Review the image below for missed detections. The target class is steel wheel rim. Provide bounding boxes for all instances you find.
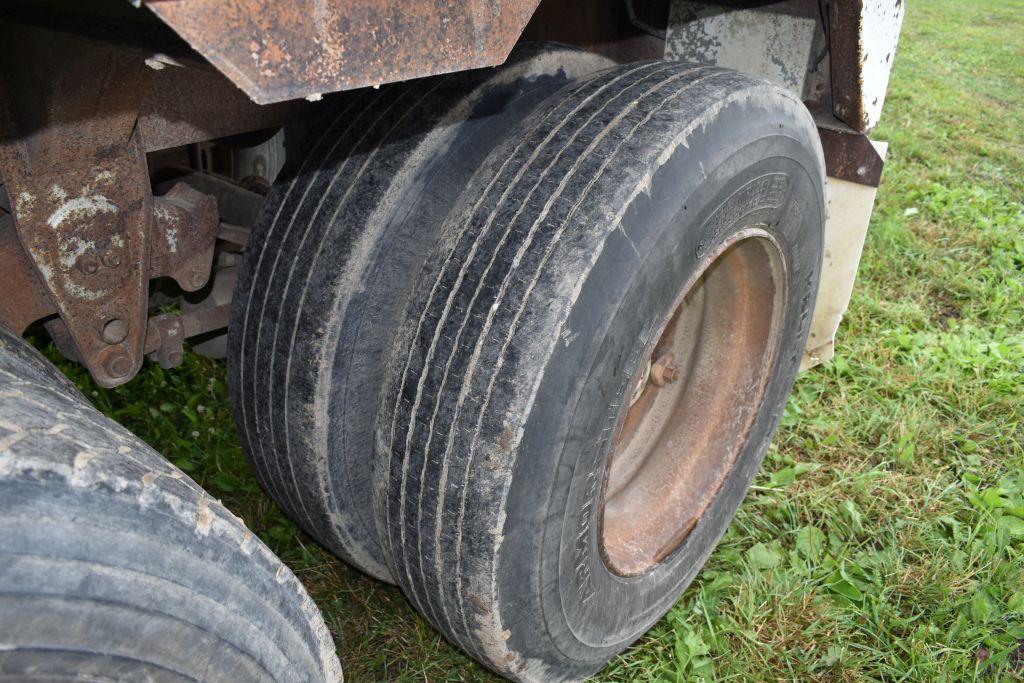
[599,228,788,577]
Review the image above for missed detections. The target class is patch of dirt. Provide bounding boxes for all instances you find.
[931,290,962,327]
[1008,639,1024,676]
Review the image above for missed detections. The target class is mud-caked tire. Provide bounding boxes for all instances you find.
[228,44,613,582]
[375,62,825,680]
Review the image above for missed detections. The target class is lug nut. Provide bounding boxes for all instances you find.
[650,352,680,387]
[101,318,128,344]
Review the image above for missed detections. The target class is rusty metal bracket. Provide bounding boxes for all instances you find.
[145,0,542,104]
[144,303,231,369]
[151,183,220,292]
[0,31,155,387]
[0,28,227,387]
[817,123,884,187]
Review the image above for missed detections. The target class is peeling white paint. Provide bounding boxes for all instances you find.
[48,184,68,202]
[63,281,107,302]
[47,195,117,230]
[16,191,35,212]
[154,204,179,225]
[165,227,179,253]
[57,236,97,269]
[34,262,54,287]
[93,170,116,185]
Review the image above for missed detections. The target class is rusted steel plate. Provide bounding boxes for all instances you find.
[0,216,56,334]
[818,125,884,187]
[0,28,154,387]
[137,64,312,152]
[145,0,541,104]
[151,183,219,292]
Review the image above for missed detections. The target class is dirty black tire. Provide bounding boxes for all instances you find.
[0,325,342,682]
[375,62,824,680]
[229,45,613,582]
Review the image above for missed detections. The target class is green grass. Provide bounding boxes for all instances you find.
[38,0,1024,679]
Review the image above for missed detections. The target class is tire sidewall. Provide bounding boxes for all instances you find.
[500,93,824,671]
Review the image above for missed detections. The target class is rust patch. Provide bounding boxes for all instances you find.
[828,0,869,130]
[151,183,219,292]
[601,232,786,577]
[0,214,55,334]
[137,63,312,152]
[817,124,884,187]
[0,27,154,387]
[145,0,542,104]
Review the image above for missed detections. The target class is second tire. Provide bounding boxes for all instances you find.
[375,61,825,680]
[229,45,613,581]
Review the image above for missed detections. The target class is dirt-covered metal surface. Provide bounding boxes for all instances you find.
[146,0,542,104]
[828,0,905,131]
[0,30,155,387]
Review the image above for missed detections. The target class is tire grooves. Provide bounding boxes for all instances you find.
[411,62,695,643]
[252,86,404,532]
[0,514,316,674]
[234,89,377,520]
[380,62,664,630]
[0,325,341,681]
[235,49,615,582]
[445,69,727,653]
[413,62,696,647]
[0,429,324,675]
[265,79,443,538]
[381,63,731,670]
[239,87,392,532]
[0,646,197,682]
[0,592,268,680]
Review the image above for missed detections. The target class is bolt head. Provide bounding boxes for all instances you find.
[101,318,128,344]
[77,254,99,275]
[102,250,122,268]
[104,351,133,379]
[189,265,207,289]
[650,352,679,387]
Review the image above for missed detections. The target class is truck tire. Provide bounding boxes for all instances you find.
[375,62,824,680]
[229,45,613,582]
[0,325,342,682]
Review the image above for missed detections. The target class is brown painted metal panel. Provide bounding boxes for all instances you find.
[137,64,312,152]
[145,0,541,104]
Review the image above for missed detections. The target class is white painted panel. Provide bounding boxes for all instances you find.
[802,140,888,370]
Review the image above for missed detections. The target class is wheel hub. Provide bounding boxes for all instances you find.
[599,230,787,577]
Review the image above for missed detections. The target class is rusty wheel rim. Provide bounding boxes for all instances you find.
[599,228,787,577]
